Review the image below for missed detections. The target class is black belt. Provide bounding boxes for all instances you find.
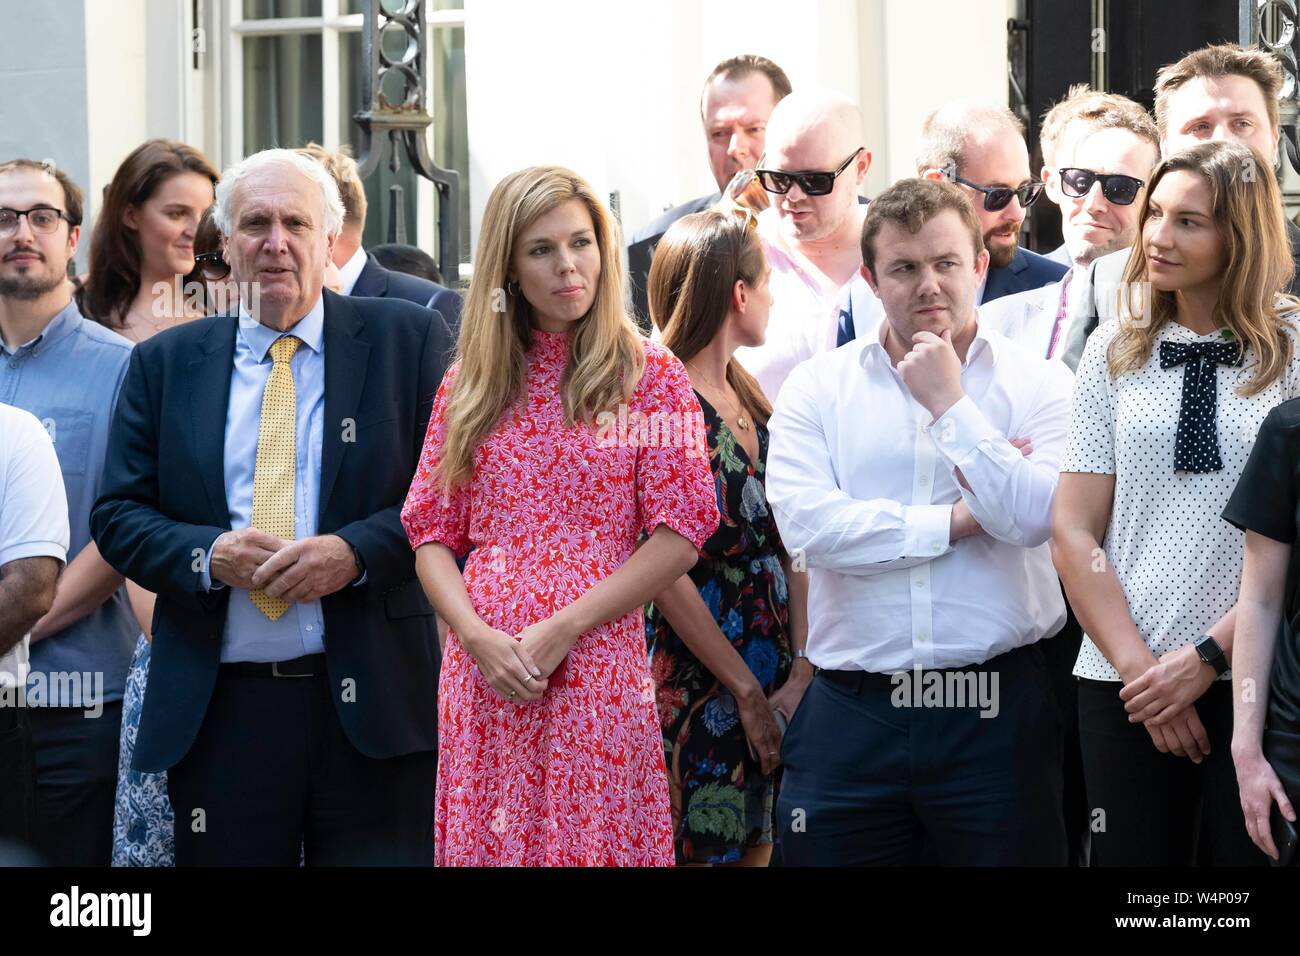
[816,668,896,693]
[220,653,326,678]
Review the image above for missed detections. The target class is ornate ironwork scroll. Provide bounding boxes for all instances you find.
[353,0,460,283]
[1245,0,1300,177]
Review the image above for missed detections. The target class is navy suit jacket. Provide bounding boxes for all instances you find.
[626,192,720,330]
[90,292,452,772]
[352,252,462,337]
[982,246,1068,305]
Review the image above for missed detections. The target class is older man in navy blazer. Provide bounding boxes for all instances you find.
[92,149,451,866]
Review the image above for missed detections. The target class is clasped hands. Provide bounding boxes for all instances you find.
[1120,645,1218,763]
[459,616,576,704]
[210,528,360,604]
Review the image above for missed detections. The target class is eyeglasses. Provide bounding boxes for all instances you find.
[1058,168,1145,206]
[951,174,1044,212]
[194,251,230,281]
[756,148,864,196]
[0,206,72,237]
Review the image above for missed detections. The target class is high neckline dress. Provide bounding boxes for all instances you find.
[402,329,719,866]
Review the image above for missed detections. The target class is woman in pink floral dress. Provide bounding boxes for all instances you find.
[400,166,719,866]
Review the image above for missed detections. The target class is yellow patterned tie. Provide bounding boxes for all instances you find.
[249,335,301,620]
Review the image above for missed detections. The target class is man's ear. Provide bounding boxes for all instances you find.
[66,224,80,262]
[1042,165,1064,205]
[860,261,880,296]
[324,230,337,264]
[921,167,946,182]
[856,150,873,185]
[973,247,991,283]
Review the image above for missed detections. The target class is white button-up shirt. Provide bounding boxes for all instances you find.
[766,319,1074,672]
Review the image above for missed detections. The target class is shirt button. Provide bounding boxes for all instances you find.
[917,633,928,642]
[7,361,16,369]
[306,625,314,632]
[914,580,924,589]
[932,544,943,554]
[919,476,929,486]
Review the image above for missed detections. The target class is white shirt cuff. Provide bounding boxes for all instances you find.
[201,533,227,592]
[929,394,1000,466]
[902,505,952,558]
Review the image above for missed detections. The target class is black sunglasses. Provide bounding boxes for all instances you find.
[194,251,230,281]
[756,148,863,197]
[952,174,1044,212]
[1058,168,1144,206]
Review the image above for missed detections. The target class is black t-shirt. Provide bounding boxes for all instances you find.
[1223,397,1300,734]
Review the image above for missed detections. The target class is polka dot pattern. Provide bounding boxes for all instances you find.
[249,334,301,620]
[1158,339,1243,473]
[1063,317,1300,681]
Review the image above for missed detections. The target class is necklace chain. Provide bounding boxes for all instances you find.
[687,361,751,432]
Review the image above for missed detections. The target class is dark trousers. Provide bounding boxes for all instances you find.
[1078,678,1265,866]
[168,669,436,866]
[0,700,36,848]
[28,701,122,866]
[774,643,1066,866]
[1039,608,1089,865]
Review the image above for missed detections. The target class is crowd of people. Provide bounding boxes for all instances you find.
[0,41,1298,868]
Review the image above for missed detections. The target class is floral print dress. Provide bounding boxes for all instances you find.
[401,330,719,866]
[646,395,793,864]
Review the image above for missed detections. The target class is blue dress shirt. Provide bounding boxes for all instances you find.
[202,298,328,663]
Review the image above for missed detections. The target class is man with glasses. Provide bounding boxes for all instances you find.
[626,55,792,330]
[0,158,136,866]
[1061,43,1300,370]
[917,99,1067,305]
[736,88,879,401]
[982,87,1159,362]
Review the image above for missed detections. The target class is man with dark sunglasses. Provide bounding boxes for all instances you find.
[982,87,1159,364]
[1060,43,1300,371]
[917,99,1066,307]
[734,88,881,401]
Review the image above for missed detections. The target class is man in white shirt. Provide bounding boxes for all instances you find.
[766,178,1074,865]
[0,402,69,849]
[981,87,1159,362]
[736,89,882,402]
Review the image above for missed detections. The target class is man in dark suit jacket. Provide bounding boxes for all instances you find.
[918,99,1067,306]
[626,55,792,329]
[91,150,450,866]
[301,143,462,334]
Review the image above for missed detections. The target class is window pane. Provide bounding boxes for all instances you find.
[243,34,324,152]
[340,31,418,253]
[431,25,469,265]
[243,0,322,17]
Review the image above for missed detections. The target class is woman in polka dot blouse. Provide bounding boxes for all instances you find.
[1052,142,1300,866]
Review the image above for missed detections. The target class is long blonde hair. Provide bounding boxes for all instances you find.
[436,166,645,488]
[650,209,773,424]
[1109,140,1296,394]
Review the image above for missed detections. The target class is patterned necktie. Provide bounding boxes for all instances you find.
[1159,338,1242,473]
[249,335,301,620]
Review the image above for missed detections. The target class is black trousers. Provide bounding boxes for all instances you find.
[28,701,123,866]
[168,669,436,866]
[0,699,36,848]
[1039,609,1089,865]
[774,643,1066,866]
[1078,678,1265,866]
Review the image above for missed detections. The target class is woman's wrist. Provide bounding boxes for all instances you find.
[789,656,815,682]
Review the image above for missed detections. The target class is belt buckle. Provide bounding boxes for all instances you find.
[271,659,311,678]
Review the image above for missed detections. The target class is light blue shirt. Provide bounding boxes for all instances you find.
[202,298,327,662]
[1,300,137,705]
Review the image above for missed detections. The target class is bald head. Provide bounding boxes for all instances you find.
[764,89,865,164]
[915,98,1025,174]
[760,89,871,249]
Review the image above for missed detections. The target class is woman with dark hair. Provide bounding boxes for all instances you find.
[644,208,809,866]
[77,138,217,339]
[94,141,217,867]
[1053,140,1300,865]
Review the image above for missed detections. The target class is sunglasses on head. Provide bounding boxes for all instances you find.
[950,173,1044,212]
[755,147,864,197]
[1058,168,1144,206]
[194,250,230,281]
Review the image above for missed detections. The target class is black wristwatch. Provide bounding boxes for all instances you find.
[1194,634,1229,677]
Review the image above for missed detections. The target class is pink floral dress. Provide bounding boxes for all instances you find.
[401,330,719,866]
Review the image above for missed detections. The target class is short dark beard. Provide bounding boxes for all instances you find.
[0,272,62,302]
[985,234,1019,270]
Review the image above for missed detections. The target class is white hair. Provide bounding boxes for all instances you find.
[212,148,345,237]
